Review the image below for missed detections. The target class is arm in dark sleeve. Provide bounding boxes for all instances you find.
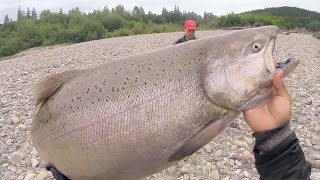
[253,123,311,180]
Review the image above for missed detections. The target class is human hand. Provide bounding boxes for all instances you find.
[243,70,292,132]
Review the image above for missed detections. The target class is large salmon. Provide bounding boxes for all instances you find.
[31,26,299,180]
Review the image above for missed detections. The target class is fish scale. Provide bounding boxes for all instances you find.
[31,26,299,180]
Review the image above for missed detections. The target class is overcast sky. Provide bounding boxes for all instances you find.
[1,0,319,23]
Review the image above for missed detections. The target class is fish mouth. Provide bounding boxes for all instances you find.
[265,36,300,76]
[264,38,276,73]
[275,57,300,77]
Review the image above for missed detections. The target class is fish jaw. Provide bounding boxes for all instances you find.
[241,57,300,111]
[264,37,276,73]
[276,57,300,77]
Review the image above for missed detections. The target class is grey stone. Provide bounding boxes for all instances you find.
[235,169,242,175]
[182,174,189,180]
[314,154,320,160]
[228,159,235,166]
[310,172,320,180]
[31,158,39,169]
[35,171,48,180]
[314,126,320,132]
[215,150,222,157]
[243,170,250,178]
[244,137,254,145]
[314,145,320,150]
[12,116,20,124]
[311,160,320,169]
[4,170,13,177]
[311,138,320,145]
[167,166,177,176]
[180,167,189,174]
[209,169,220,180]
[205,145,212,153]
[9,152,25,165]
[235,160,243,166]
[216,162,224,169]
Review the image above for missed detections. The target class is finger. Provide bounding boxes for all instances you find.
[273,70,291,102]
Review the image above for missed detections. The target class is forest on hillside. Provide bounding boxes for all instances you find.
[0,5,319,58]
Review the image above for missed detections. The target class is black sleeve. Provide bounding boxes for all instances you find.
[174,39,182,44]
[174,37,186,45]
[253,124,311,180]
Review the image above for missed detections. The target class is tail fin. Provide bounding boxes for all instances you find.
[32,69,80,113]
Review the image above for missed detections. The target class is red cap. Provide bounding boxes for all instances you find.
[184,20,197,30]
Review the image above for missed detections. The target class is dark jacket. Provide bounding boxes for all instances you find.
[253,123,311,180]
[174,35,197,44]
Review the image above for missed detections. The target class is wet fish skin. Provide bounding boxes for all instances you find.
[30,26,298,180]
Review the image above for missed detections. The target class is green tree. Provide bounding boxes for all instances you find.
[31,7,38,19]
[17,6,25,20]
[4,14,10,23]
[306,20,320,31]
[26,7,31,19]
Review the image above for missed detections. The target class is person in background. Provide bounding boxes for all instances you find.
[174,20,197,44]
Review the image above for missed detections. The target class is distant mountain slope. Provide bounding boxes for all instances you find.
[243,6,320,20]
[241,6,320,30]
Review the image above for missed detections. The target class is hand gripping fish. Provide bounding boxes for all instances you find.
[31,26,299,180]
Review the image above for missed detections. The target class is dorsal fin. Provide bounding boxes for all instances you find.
[32,69,81,113]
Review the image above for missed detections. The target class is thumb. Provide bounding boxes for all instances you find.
[273,70,291,102]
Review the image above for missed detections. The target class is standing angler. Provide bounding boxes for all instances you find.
[31,26,299,180]
[174,19,197,44]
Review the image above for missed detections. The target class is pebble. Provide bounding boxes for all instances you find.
[12,116,20,124]
[243,137,253,145]
[311,160,320,169]
[215,149,222,157]
[314,154,320,160]
[216,162,224,169]
[235,169,242,175]
[229,159,235,166]
[4,171,13,177]
[314,145,320,150]
[205,145,212,153]
[31,158,39,169]
[0,158,8,165]
[311,172,320,180]
[180,167,189,174]
[304,98,312,105]
[17,168,23,174]
[209,169,220,180]
[235,160,243,166]
[222,176,230,180]
[35,171,48,180]
[243,170,250,177]
[9,152,25,165]
[183,174,189,180]
[234,141,248,148]
[167,166,177,176]
[314,126,320,132]
[229,153,253,162]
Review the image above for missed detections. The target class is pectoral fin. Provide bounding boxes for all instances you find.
[168,111,240,162]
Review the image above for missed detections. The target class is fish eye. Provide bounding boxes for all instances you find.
[252,43,261,52]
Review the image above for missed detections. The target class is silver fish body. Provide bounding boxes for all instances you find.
[31,26,299,180]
